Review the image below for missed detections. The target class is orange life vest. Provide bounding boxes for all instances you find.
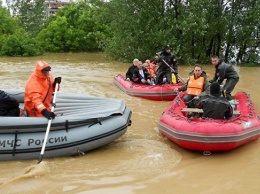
[146,62,156,78]
[186,75,204,96]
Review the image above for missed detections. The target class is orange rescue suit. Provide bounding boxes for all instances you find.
[24,60,56,117]
[186,75,204,96]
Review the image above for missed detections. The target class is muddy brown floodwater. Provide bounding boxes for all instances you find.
[0,53,260,194]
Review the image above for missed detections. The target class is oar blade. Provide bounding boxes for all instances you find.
[38,154,44,164]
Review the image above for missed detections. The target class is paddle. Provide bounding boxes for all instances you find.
[161,59,186,84]
[38,82,59,163]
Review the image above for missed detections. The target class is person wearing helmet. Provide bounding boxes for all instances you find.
[153,45,178,84]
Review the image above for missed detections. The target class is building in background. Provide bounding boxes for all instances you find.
[5,0,71,18]
[45,0,70,18]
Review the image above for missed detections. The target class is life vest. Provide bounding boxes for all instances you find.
[146,63,156,78]
[186,76,204,96]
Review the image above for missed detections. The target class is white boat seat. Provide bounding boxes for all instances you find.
[229,100,239,104]
[181,108,240,115]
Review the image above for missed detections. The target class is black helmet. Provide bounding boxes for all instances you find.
[164,45,171,50]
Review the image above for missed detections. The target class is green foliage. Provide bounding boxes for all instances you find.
[103,0,260,65]
[0,5,43,56]
[36,1,110,52]
[103,0,167,61]
[1,0,259,64]
[12,0,46,36]
[0,29,44,56]
[0,1,45,56]
[37,16,69,52]
[0,6,19,35]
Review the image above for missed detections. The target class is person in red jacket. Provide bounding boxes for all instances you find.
[24,60,61,119]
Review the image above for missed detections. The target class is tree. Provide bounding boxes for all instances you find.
[102,0,259,64]
[0,2,44,56]
[11,0,46,36]
[0,5,19,34]
[37,16,69,52]
[0,28,44,56]
[103,0,170,61]
[37,1,110,52]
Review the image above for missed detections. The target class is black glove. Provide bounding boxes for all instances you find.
[41,109,55,120]
[153,58,158,63]
[54,77,62,84]
[158,56,165,62]
[217,80,223,85]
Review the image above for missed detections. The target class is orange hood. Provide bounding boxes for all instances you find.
[34,60,51,79]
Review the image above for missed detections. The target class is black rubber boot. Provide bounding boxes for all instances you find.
[226,94,234,100]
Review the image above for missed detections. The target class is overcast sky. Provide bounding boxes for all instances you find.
[2,0,7,7]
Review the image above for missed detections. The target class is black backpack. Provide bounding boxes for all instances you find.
[0,90,20,116]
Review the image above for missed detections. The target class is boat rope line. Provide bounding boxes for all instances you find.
[175,91,199,106]
[65,120,68,132]
[114,80,130,94]
[0,110,131,157]
[61,118,103,130]
[0,118,106,131]
[0,120,130,155]
[130,82,136,88]
[7,92,24,96]
[12,130,18,156]
[77,149,85,155]
[160,85,163,101]
[88,119,102,128]
[115,75,180,100]
[159,122,260,143]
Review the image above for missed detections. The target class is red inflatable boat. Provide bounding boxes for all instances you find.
[159,92,260,153]
[113,74,183,101]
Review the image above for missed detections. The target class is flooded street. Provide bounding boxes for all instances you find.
[0,53,260,194]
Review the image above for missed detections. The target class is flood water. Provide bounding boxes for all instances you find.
[0,53,260,194]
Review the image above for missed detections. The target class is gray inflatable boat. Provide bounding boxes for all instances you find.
[0,89,132,160]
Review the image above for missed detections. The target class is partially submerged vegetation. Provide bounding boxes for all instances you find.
[0,0,259,66]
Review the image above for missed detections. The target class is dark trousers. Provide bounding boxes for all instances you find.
[223,78,239,100]
[155,71,172,84]
[0,107,20,116]
[183,95,196,108]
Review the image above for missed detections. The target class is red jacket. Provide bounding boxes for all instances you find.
[24,60,56,117]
